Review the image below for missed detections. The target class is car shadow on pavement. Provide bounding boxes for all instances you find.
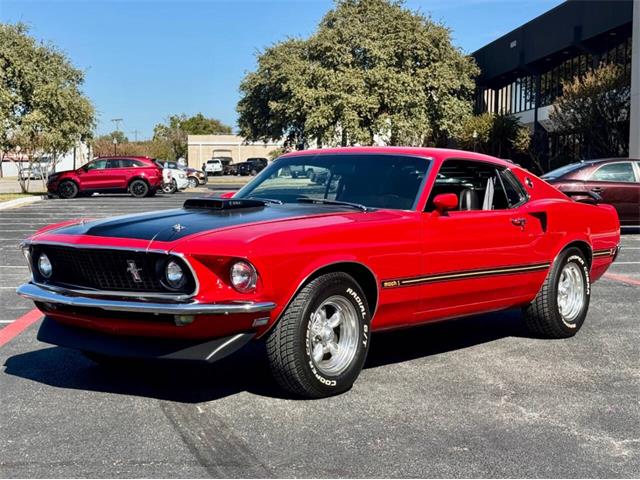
[3,309,533,402]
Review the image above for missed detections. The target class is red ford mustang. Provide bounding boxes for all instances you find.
[18,147,620,398]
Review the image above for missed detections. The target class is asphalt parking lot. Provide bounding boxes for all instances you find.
[1,193,639,477]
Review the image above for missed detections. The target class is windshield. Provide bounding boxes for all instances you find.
[235,153,431,210]
[541,162,585,180]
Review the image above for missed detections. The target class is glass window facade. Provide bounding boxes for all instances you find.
[474,36,632,116]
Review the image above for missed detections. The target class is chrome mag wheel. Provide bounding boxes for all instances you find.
[308,295,359,376]
[557,262,585,323]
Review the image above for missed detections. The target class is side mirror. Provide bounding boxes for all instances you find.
[432,193,458,216]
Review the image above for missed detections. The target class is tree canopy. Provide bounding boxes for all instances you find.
[0,23,95,188]
[457,113,531,160]
[238,0,478,147]
[550,63,630,160]
[153,113,232,160]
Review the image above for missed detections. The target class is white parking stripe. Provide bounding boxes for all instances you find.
[0,320,14,324]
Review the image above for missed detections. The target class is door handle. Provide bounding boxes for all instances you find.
[511,217,527,227]
[591,187,603,193]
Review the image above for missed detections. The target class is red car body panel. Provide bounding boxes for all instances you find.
[23,148,620,349]
[46,156,163,195]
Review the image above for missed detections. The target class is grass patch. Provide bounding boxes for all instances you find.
[0,192,46,202]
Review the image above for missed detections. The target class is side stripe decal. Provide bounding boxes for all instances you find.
[381,262,551,289]
[593,248,616,258]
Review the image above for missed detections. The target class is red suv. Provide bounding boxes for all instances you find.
[47,156,163,199]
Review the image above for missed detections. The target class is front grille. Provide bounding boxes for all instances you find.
[32,245,194,294]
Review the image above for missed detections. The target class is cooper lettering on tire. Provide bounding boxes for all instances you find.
[266,272,371,398]
[523,247,591,338]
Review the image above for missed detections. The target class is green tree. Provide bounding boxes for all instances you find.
[550,63,630,160]
[0,23,95,190]
[457,113,530,160]
[153,113,232,161]
[238,0,478,147]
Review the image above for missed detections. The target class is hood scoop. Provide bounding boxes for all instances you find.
[183,198,266,210]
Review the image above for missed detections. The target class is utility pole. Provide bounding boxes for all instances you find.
[111,118,124,134]
[130,129,140,142]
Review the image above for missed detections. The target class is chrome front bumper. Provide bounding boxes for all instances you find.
[17,283,276,315]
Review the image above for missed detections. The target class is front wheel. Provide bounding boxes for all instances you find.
[161,180,177,194]
[58,180,78,199]
[266,272,371,398]
[188,176,198,189]
[523,247,590,338]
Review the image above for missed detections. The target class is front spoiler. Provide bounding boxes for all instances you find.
[17,283,276,315]
[38,316,255,362]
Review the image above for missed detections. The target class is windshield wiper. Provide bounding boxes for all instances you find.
[296,197,370,212]
[244,196,283,204]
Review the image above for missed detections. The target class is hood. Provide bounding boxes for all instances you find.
[49,204,356,242]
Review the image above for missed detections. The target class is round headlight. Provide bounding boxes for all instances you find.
[230,261,257,293]
[165,260,185,289]
[38,253,52,278]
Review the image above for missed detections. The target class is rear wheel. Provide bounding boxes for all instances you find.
[266,272,371,398]
[523,247,590,338]
[129,179,149,198]
[58,180,78,199]
[188,176,198,189]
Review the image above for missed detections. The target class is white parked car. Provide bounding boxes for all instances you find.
[157,161,189,194]
[203,158,223,176]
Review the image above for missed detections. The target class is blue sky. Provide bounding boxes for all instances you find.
[1,0,563,139]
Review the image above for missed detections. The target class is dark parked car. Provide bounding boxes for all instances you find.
[237,158,268,176]
[542,158,640,226]
[47,156,163,199]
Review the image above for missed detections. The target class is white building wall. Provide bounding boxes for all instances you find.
[0,142,92,177]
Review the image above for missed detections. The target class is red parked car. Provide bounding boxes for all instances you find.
[47,156,163,199]
[542,158,640,226]
[19,147,620,398]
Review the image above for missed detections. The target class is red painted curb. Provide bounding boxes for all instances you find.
[603,272,640,287]
[0,308,42,348]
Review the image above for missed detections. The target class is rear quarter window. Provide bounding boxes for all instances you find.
[590,162,636,183]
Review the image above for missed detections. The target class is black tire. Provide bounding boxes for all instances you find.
[523,247,591,338]
[145,189,157,197]
[188,176,198,189]
[266,272,371,398]
[129,179,149,198]
[161,180,177,194]
[58,180,78,199]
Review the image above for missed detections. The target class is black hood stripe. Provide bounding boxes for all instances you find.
[53,204,354,242]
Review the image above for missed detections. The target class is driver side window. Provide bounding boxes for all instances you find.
[426,159,521,212]
[86,159,107,171]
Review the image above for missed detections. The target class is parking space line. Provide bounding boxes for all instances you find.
[0,320,14,324]
[0,308,41,347]
[612,261,640,264]
[603,272,640,286]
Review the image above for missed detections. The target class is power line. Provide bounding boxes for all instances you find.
[110,118,123,133]
[129,129,141,142]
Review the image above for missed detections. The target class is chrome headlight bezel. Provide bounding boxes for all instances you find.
[37,252,53,279]
[163,259,187,290]
[229,260,258,293]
